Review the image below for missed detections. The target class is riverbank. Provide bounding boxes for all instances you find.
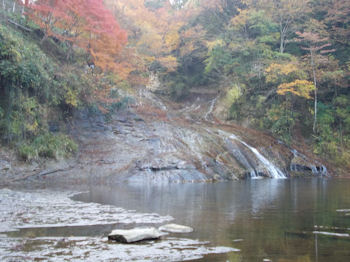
[1,178,349,261]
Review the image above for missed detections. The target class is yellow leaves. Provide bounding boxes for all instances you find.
[165,30,180,51]
[265,62,298,83]
[231,9,249,28]
[266,62,314,99]
[224,85,243,107]
[266,63,298,75]
[138,31,163,50]
[143,55,156,63]
[206,39,224,51]
[277,80,315,99]
[106,0,184,69]
[158,55,178,72]
[26,121,39,133]
[64,88,79,107]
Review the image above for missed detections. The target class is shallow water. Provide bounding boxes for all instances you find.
[74,178,350,261]
[1,178,350,261]
[0,188,235,261]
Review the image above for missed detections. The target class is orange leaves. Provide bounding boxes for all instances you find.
[277,80,315,99]
[28,0,128,75]
[179,25,206,57]
[165,30,181,52]
[105,0,186,73]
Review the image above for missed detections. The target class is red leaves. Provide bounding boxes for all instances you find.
[295,31,335,54]
[28,0,127,74]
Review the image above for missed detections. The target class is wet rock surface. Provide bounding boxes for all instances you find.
[108,227,165,243]
[0,189,238,261]
[0,236,238,261]
[159,224,194,233]
[0,189,173,233]
[0,89,328,186]
[66,89,329,183]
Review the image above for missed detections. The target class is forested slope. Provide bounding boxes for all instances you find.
[0,0,130,161]
[135,0,350,173]
[1,0,349,175]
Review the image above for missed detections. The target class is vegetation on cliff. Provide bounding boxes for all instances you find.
[0,0,349,173]
[133,0,349,171]
[0,0,129,160]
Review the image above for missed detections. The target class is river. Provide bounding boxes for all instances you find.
[1,178,349,261]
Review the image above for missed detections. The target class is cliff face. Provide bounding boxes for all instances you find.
[0,88,328,187]
[44,89,327,185]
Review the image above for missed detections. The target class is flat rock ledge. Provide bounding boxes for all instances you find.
[159,224,194,233]
[108,227,166,243]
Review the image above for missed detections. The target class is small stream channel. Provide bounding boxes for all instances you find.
[1,178,350,261]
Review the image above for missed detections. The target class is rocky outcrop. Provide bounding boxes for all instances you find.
[290,149,328,176]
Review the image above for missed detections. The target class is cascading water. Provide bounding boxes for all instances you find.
[224,138,260,179]
[229,134,286,179]
[290,149,328,176]
[204,96,218,121]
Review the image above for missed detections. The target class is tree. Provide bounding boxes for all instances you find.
[265,61,314,99]
[326,0,350,45]
[105,0,187,72]
[255,0,310,53]
[277,79,315,99]
[295,22,335,133]
[27,0,127,73]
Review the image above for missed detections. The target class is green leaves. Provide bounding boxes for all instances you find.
[18,133,78,161]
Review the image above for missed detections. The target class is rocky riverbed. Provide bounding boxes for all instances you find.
[0,188,238,261]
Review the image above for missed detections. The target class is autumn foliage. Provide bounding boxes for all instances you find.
[27,0,127,73]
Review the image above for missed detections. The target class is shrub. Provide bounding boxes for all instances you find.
[18,133,77,161]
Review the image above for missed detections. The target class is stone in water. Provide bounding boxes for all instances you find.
[159,224,193,233]
[108,227,165,243]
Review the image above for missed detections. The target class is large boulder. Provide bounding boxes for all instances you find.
[108,227,166,243]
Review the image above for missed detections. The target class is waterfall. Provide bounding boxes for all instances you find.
[229,135,286,179]
[224,138,260,179]
[291,149,328,176]
[204,96,218,121]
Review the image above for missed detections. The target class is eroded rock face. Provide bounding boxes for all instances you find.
[290,150,328,176]
[11,90,327,186]
[0,160,11,171]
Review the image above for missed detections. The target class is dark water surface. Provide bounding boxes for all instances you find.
[74,178,350,262]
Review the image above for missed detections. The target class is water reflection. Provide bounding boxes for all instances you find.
[75,178,350,261]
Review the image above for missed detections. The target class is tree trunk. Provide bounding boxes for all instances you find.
[4,85,13,144]
[280,23,285,53]
[280,34,285,53]
[66,42,73,61]
[310,50,318,133]
[2,0,5,10]
[40,33,49,44]
[12,1,16,13]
